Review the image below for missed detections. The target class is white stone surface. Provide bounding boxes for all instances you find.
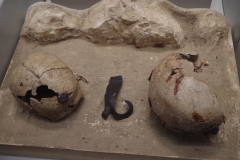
[21,0,184,48]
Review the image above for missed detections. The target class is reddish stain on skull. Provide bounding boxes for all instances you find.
[166,75,172,82]
[174,74,184,95]
[192,112,205,122]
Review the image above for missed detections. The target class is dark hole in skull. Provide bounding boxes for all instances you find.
[17,85,58,105]
[17,90,32,105]
[34,85,57,101]
[179,53,198,63]
[68,105,74,109]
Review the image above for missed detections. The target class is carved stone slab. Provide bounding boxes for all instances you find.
[0,0,239,159]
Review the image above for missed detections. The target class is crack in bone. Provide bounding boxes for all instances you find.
[39,67,68,78]
[17,85,58,105]
[22,63,40,78]
[20,63,70,104]
[166,68,182,82]
[22,62,68,79]
[176,53,209,73]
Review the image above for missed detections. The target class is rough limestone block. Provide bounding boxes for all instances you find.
[21,0,185,48]
[20,0,229,49]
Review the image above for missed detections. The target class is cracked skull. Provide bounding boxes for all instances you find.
[10,52,82,121]
[148,53,225,136]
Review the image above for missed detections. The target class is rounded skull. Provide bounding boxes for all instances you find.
[10,52,82,121]
[148,53,225,136]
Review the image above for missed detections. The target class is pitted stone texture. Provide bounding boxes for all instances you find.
[21,0,186,48]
